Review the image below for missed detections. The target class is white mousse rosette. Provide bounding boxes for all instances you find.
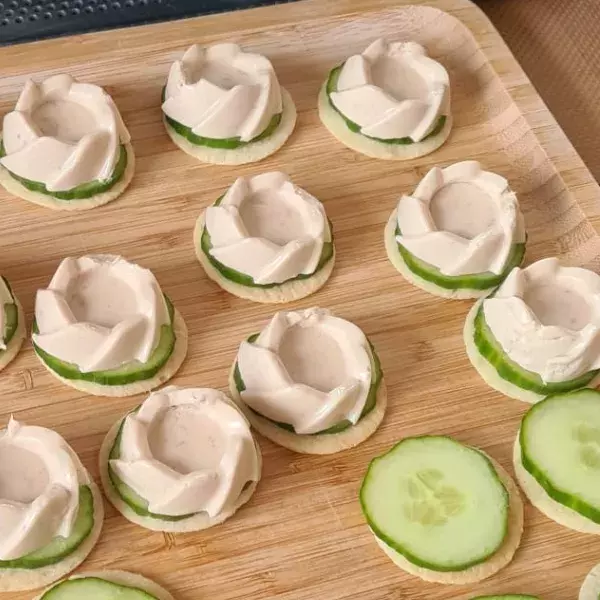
[0,74,134,210]
[162,43,296,165]
[229,308,386,454]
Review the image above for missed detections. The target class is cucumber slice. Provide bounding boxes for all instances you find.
[0,485,94,569]
[325,65,447,144]
[233,335,382,435]
[1,276,18,347]
[40,577,157,600]
[520,390,600,524]
[0,142,127,201]
[360,436,509,572]
[470,596,539,599]
[32,296,176,386]
[473,305,598,394]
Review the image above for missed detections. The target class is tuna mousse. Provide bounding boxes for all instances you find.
[0,419,103,592]
[0,74,134,210]
[100,386,262,532]
[319,39,451,160]
[162,43,296,165]
[32,255,188,397]
[229,307,386,454]
[0,276,25,372]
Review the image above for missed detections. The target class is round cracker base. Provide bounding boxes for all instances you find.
[513,437,600,535]
[0,142,135,211]
[579,562,600,599]
[318,84,452,160]
[194,215,335,304]
[164,88,296,165]
[99,416,262,532]
[0,298,26,372]
[34,570,175,600]
[228,365,387,454]
[384,209,493,300]
[372,457,523,584]
[35,309,188,397]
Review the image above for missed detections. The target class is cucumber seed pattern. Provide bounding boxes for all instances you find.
[573,424,600,470]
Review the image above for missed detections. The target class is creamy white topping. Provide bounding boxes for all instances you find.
[237,308,373,434]
[396,161,525,276]
[204,172,330,285]
[0,418,81,561]
[162,43,283,142]
[483,258,600,382]
[330,39,449,142]
[110,386,260,517]
[33,255,170,373]
[1,74,130,192]
[0,277,14,350]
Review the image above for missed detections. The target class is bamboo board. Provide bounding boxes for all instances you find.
[1,1,600,598]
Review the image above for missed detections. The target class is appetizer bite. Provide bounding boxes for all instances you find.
[319,39,451,159]
[100,386,261,532]
[360,436,523,584]
[229,307,386,454]
[465,258,600,402]
[385,161,526,299]
[0,74,133,210]
[195,172,335,303]
[32,255,188,397]
[162,43,296,165]
[0,276,25,372]
[514,390,600,534]
[0,419,103,592]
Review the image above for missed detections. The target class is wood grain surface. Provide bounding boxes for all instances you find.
[1,1,600,599]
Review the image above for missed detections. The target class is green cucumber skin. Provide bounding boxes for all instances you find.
[0,143,127,201]
[325,65,447,144]
[234,334,382,435]
[474,306,598,394]
[32,296,176,386]
[360,435,509,573]
[0,485,94,569]
[1,276,18,347]
[40,577,157,600]
[520,390,600,524]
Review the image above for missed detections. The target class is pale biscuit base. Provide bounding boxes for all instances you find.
[579,562,600,600]
[194,215,335,303]
[34,570,175,600]
[35,309,188,397]
[99,414,262,532]
[0,298,26,372]
[0,142,135,211]
[513,437,600,535]
[373,457,523,584]
[228,365,387,454]
[164,88,296,165]
[318,84,452,160]
[384,210,492,300]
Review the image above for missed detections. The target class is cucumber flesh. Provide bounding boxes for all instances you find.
[32,296,176,386]
[40,577,158,600]
[520,389,600,524]
[0,485,94,569]
[326,66,447,144]
[0,143,127,201]
[474,305,598,394]
[360,436,509,572]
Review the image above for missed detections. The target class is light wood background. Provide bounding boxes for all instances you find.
[1,1,600,598]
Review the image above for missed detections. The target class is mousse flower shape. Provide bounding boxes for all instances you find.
[330,39,449,141]
[33,255,170,373]
[0,418,79,561]
[162,43,282,142]
[1,74,130,192]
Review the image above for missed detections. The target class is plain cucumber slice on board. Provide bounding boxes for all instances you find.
[0,485,94,569]
[0,142,127,201]
[325,65,447,144]
[520,390,600,524]
[360,436,509,572]
[233,335,382,435]
[40,577,158,600]
[473,305,599,394]
[32,296,176,386]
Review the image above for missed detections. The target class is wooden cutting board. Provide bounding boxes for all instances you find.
[1,1,600,599]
